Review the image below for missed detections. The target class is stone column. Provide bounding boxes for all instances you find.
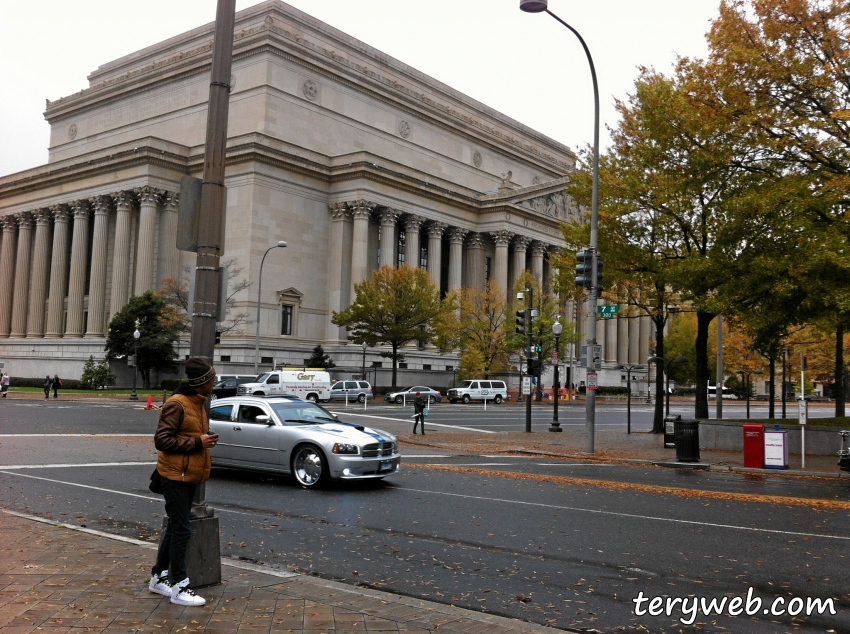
[134,186,160,295]
[404,215,424,268]
[0,217,18,337]
[448,227,467,291]
[10,213,34,338]
[490,230,514,297]
[377,208,400,268]
[110,191,134,316]
[512,236,530,288]
[639,314,651,366]
[26,210,53,338]
[349,200,375,301]
[617,307,629,365]
[86,196,111,337]
[327,203,348,340]
[531,241,546,286]
[159,191,180,286]
[65,201,91,337]
[426,222,447,288]
[45,206,70,338]
[466,233,486,290]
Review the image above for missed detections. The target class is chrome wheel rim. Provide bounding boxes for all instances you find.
[293,447,323,486]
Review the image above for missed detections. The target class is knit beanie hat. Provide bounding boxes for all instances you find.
[186,358,216,387]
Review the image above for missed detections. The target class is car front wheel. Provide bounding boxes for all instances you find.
[357,393,366,403]
[493,394,503,404]
[306,394,318,403]
[429,395,437,403]
[461,394,471,404]
[291,445,327,487]
[394,395,403,404]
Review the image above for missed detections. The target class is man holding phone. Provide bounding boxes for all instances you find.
[148,358,219,606]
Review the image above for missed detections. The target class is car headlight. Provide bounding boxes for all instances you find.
[332,443,360,455]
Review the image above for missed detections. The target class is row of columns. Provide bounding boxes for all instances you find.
[0,187,179,339]
[327,200,557,340]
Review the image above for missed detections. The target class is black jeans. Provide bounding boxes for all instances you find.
[153,478,196,584]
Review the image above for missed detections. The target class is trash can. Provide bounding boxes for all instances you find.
[663,415,678,448]
[674,418,700,462]
[743,423,765,468]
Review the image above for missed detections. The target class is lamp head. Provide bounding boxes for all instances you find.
[516,291,525,301]
[133,329,140,339]
[519,0,548,12]
[552,320,562,335]
[362,341,367,350]
[647,356,662,364]
[753,369,763,375]
[734,369,744,375]
[277,240,287,248]
[673,357,688,364]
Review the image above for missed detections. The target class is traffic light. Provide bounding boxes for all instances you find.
[531,358,541,374]
[575,249,592,289]
[515,310,527,335]
[215,330,221,345]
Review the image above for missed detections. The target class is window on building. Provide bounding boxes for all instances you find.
[446,365,454,372]
[423,364,431,370]
[281,305,293,336]
[371,361,382,368]
[420,245,428,269]
[221,355,231,362]
[261,356,274,364]
[485,257,491,281]
[399,363,408,369]
[397,229,406,267]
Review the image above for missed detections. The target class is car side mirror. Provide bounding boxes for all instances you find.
[255,414,272,425]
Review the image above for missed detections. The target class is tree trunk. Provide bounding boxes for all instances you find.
[391,343,398,389]
[652,316,665,434]
[768,357,775,419]
[694,311,715,419]
[836,323,845,417]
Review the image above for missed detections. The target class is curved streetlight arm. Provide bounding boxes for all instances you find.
[254,242,287,375]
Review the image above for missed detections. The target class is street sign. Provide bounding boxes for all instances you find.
[587,372,597,391]
[591,344,602,370]
[552,351,558,360]
[535,345,541,353]
[522,376,532,395]
[798,399,807,425]
[597,305,619,319]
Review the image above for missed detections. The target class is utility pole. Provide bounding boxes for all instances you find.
[526,286,533,432]
[716,314,723,420]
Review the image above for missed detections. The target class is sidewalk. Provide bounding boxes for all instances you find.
[0,510,568,634]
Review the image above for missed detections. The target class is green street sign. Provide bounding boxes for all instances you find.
[535,345,542,353]
[597,305,619,319]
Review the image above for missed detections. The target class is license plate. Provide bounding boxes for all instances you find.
[380,460,394,471]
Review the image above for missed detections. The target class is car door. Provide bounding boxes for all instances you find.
[265,373,281,395]
[229,403,280,469]
[330,381,346,400]
[479,381,492,401]
[208,403,236,464]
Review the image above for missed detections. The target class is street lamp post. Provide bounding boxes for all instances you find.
[254,241,287,375]
[361,341,367,380]
[130,326,140,401]
[520,0,600,453]
[621,364,645,434]
[647,356,688,416]
[550,318,563,432]
[734,369,763,419]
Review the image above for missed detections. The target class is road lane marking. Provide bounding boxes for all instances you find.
[329,411,495,433]
[399,487,850,541]
[0,461,155,469]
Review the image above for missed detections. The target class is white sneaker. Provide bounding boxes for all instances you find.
[148,571,172,597]
[170,578,206,606]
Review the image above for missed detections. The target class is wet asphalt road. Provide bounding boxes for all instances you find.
[1,401,849,633]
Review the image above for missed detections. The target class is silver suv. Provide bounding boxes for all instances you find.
[329,380,373,402]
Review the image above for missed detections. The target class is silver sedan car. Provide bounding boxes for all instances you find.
[208,396,400,487]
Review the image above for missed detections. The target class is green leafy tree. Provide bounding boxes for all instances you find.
[332,265,449,388]
[305,345,336,370]
[79,355,116,390]
[105,292,180,388]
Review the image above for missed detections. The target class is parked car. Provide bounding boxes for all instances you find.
[329,380,373,402]
[211,376,258,401]
[208,396,399,487]
[384,386,443,404]
[237,370,332,403]
[447,379,508,404]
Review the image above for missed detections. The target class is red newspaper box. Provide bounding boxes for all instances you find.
[743,423,765,468]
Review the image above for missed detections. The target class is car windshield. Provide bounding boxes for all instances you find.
[269,402,338,424]
[255,373,270,383]
[458,381,472,388]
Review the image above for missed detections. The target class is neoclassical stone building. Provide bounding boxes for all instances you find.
[0,0,653,386]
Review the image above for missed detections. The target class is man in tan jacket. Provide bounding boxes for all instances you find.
[148,358,218,607]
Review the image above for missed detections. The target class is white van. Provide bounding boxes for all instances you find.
[447,380,508,404]
[708,385,737,399]
[236,369,331,403]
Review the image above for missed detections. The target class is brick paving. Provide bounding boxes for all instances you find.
[0,510,569,634]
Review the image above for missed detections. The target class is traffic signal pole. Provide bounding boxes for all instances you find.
[526,287,533,432]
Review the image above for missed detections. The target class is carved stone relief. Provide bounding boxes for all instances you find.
[302,79,317,101]
[472,150,482,168]
[398,119,411,139]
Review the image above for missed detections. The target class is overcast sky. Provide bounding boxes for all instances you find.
[0,0,721,176]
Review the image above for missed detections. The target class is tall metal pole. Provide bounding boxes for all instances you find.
[190,0,235,363]
[519,1,599,452]
[525,287,533,432]
[550,329,561,432]
[716,314,723,419]
[254,242,287,375]
[626,371,631,434]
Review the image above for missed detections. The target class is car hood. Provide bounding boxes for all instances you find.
[310,421,396,444]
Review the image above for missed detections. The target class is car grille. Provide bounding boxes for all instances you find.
[361,442,396,457]
[236,386,248,395]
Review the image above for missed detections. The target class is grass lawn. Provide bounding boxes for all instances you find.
[9,387,168,396]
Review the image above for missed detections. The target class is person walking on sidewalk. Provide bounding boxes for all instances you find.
[51,374,62,398]
[1,372,9,398]
[148,358,218,607]
[412,391,427,435]
[43,375,51,399]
